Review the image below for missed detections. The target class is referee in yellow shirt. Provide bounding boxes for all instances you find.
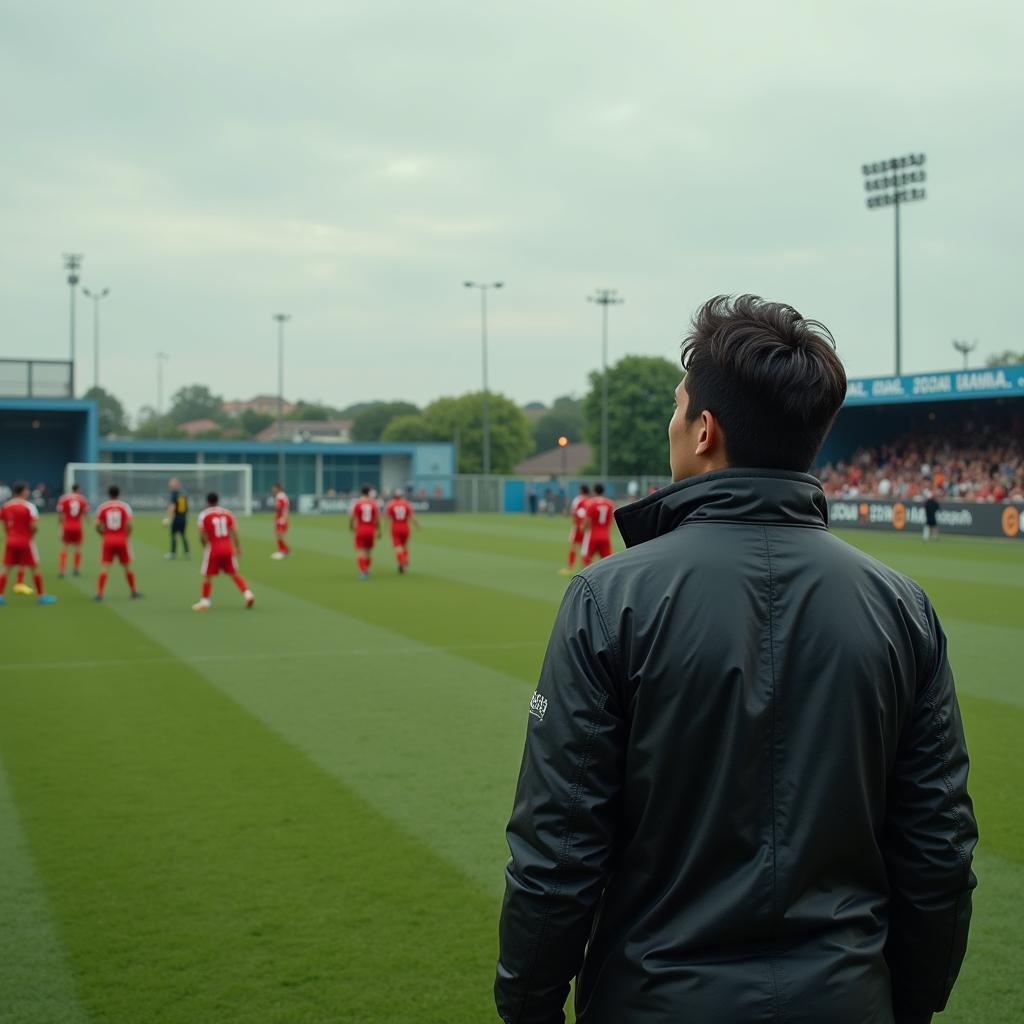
[163,477,190,559]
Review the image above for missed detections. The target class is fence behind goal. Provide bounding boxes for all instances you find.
[66,463,253,515]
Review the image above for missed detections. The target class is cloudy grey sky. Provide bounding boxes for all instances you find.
[2,1,1021,418]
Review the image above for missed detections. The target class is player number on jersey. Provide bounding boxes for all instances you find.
[597,505,609,525]
[394,506,407,521]
[106,509,123,530]
[69,499,80,516]
[361,504,374,523]
[212,515,230,537]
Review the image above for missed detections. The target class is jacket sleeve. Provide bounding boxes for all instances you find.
[883,592,978,1020]
[495,575,625,1024]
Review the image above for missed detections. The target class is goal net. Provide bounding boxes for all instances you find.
[65,463,253,516]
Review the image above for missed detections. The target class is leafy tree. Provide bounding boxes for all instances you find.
[168,384,224,425]
[133,412,184,439]
[285,401,337,421]
[532,395,583,451]
[352,401,420,442]
[239,410,275,436]
[582,355,681,476]
[83,386,128,437]
[337,400,383,420]
[986,351,1024,367]
[381,392,533,473]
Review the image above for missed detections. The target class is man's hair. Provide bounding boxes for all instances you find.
[108,485,120,498]
[681,294,847,472]
[71,483,80,492]
[207,492,219,505]
[594,483,605,495]
[13,481,28,496]
[361,485,371,496]
[272,482,281,490]
[579,484,590,495]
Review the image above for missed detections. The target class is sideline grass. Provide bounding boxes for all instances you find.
[0,513,1020,1023]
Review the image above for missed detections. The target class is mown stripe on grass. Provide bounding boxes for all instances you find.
[944,618,1024,709]
[0,606,501,1024]
[0,755,93,1024]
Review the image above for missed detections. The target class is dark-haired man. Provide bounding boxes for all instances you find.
[192,492,254,611]
[0,482,56,605]
[163,478,190,559]
[580,483,614,566]
[559,484,590,576]
[497,295,976,1024]
[95,485,142,600]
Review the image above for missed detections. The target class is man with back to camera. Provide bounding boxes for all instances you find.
[163,477,190,559]
[924,490,941,542]
[496,295,976,1024]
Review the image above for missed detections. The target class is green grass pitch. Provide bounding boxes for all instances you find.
[1,513,1021,1023]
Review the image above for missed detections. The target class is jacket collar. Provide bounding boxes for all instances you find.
[614,468,829,548]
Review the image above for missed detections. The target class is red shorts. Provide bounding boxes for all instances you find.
[391,525,410,547]
[62,527,83,544]
[570,525,586,545]
[201,546,238,576]
[275,519,288,534]
[354,527,377,551]
[3,542,39,568]
[583,534,612,560]
[101,540,132,565]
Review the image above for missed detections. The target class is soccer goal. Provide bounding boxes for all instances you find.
[65,463,254,515]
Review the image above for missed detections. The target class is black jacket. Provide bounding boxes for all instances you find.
[496,469,977,1024]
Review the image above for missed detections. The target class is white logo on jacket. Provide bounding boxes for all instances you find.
[529,691,548,722]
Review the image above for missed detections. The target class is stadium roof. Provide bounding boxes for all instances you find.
[844,365,1024,407]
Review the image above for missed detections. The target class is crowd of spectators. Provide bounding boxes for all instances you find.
[816,414,1024,503]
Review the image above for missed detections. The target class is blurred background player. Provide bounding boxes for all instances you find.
[350,484,381,580]
[56,482,89,578]
[581,482,615,566]
[384,488,420,574]
[163,477,190,560]
[0,482,56,605]
[560,483,591,576]
[94,485,142,601]
[192,492,254,612]
[924,490,941,542]
[271,483,290,559]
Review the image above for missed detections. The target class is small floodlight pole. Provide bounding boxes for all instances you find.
[63,254,83,395]
[274,313,290,485]
[952,339,978,370]
[862,154,927,376]
[558,435,569,476]
[463,281,504,476]
[156,352,169,440]
[588,288,624,480]
[83,286,110,391]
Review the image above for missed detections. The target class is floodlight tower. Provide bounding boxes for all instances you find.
[83,286,110,390]
[273,313,291,485]
[63,253,83,394]
[952,339,978,370]
[587,288,624,480]
[861,153,927,376]
[463,281,504,476]
[156,352,169,440]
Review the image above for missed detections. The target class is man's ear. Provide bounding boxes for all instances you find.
[694,410,719,457]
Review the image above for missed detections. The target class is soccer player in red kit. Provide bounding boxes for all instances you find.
[270,483,290,559]
[56,482,89,577]
[94,485,142,600]
[192,493,254,611]
[559,483,591,575]
[0,482,56,605]
[581,482,615,566]
[384,488,420,574]
[350,485,382,580]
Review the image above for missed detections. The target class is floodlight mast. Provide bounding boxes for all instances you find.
[463,281,504,476]
[861,153,927,376]
[588,288,624,480]
[63,253,83,395]
[952,339,978,370]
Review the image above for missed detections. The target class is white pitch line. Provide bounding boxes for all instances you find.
[4,639,546,673]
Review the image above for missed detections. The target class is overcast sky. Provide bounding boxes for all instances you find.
[2,1,1021,418]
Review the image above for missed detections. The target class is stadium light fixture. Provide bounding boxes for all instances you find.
[63,253,83,395]
[82,286,110,392]
[155,352,169,440]
[952,338,978,370]
[273,313,291,486]
[463,281,504,476]
[558,435,569,476]
[587,288,625,480]
[861,153,926,376]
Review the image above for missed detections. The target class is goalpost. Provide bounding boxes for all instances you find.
[65,463,254,516]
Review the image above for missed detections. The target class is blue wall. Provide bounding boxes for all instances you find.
[0,398,97,494]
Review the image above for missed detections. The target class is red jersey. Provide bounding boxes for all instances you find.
[586,496,615,537]
[197,506,237,552]
[57,492,89,526]
[275,492,289,521]
[385,498,414,526]
[95,499,133,541]
[351,497,380,528]
[571,494,589,527]
[1,499,38,545]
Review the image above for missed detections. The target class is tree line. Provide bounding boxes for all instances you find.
[86,353,684,475]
